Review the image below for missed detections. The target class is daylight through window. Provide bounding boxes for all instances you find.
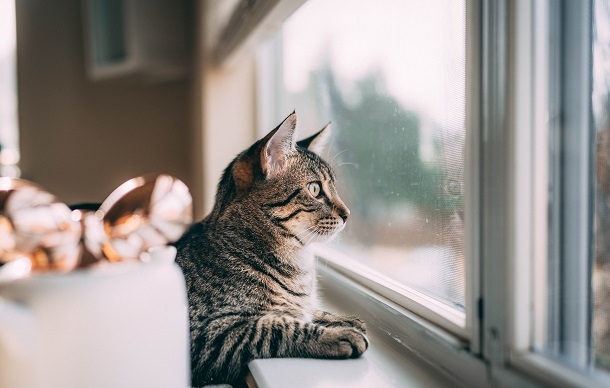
[258,0,467,313]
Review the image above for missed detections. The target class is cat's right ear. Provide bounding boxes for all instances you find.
[260,112,298,179]
[297,123,331,155]
[232,113,297,190]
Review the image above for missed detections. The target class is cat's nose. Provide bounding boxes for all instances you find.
[339,209,350,223]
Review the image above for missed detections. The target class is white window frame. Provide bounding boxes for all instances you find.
[509,1,610,386]
[197,0,610,386]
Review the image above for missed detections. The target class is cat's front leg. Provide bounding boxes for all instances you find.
[248,314,369,360]
[313,310,367,334]
[192,314,369,386]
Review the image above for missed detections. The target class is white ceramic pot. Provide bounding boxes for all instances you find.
[0,246,190,388]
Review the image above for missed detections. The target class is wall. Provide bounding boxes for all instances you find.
[15,0,196,207]
[201,56,257,213]
[199,0,258,214]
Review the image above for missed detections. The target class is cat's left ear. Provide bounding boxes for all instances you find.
[297,123,331,155]
[261,112,298,178]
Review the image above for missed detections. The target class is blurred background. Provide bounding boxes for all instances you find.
[1,0,198,209]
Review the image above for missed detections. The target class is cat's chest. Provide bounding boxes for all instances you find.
[298,250,317,294]
[294,249,318,320]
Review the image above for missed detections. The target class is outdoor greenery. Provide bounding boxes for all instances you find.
[310,68,462,221]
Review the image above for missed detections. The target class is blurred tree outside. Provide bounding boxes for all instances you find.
[280,64,467,308]
[302,66,464,249]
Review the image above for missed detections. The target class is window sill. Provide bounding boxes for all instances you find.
[248,257,486,387]
[249,344,456,388]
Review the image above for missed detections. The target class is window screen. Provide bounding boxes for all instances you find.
[258,0,467,311]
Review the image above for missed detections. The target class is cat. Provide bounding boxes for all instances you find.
[174,112,369,387]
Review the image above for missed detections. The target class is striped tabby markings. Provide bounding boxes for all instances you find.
[263,188,311,245]
[237,254,308,297]
[273,207,317,223]
[263,188,302,208]
[262,212,303,244]
[198,319,251,374]
[219,242,300,295]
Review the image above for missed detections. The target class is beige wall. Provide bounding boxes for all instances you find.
[201,57,257,213]
[15,0,196,207]
[198,1,258,215]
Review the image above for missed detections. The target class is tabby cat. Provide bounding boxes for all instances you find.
[175,113,368,387]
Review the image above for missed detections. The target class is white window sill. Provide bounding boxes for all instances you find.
[249,335,459,388]
[247,258,477,388]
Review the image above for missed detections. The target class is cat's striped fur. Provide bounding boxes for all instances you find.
[175,113,368,387]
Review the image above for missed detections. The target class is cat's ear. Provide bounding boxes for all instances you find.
[297,123,331,155]
[260,112,298,178]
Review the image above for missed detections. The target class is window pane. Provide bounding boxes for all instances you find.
[258,0,466,311]
[594,0,610,370]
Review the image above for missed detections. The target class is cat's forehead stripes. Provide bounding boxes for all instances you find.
[298,150,335,183]
[318,163,336,185]
[321,164,335,183]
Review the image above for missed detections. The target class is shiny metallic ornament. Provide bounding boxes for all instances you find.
[0,177,82,272]
[0,174,192,279]
[99,174,193,262]
[71,208,106,267]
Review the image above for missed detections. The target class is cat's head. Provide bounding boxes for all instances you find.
[213,112,350,246]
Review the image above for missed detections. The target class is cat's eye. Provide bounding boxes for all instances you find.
[307,182,322,198]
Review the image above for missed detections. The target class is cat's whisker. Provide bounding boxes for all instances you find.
[337,162,356,168]
[296,227,318,245]
[305,231,319,244]
[330,148,349,169]
[262,226,317,255]
[305,230,318,242]
[294,225,317,238]
[299,225,321,245]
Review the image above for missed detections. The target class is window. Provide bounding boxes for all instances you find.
[257,0,469,335]
[0,0,19,177]
[204,0,610,385]
[505,0,610,384]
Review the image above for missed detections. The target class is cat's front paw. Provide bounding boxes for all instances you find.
[337,315,367,334]
[314,312,367,334]
[320,327,369,359]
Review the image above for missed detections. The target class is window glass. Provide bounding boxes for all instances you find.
[258,0,466,311]
[594,0,610,370]
[0,0,20,176]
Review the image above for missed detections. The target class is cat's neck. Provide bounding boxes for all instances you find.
[208,205,307,268]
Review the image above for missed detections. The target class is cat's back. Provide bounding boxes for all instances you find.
[174,218,273,312]
[174,220,212,262]
[175,216,255,274]
[174,220,235,300]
